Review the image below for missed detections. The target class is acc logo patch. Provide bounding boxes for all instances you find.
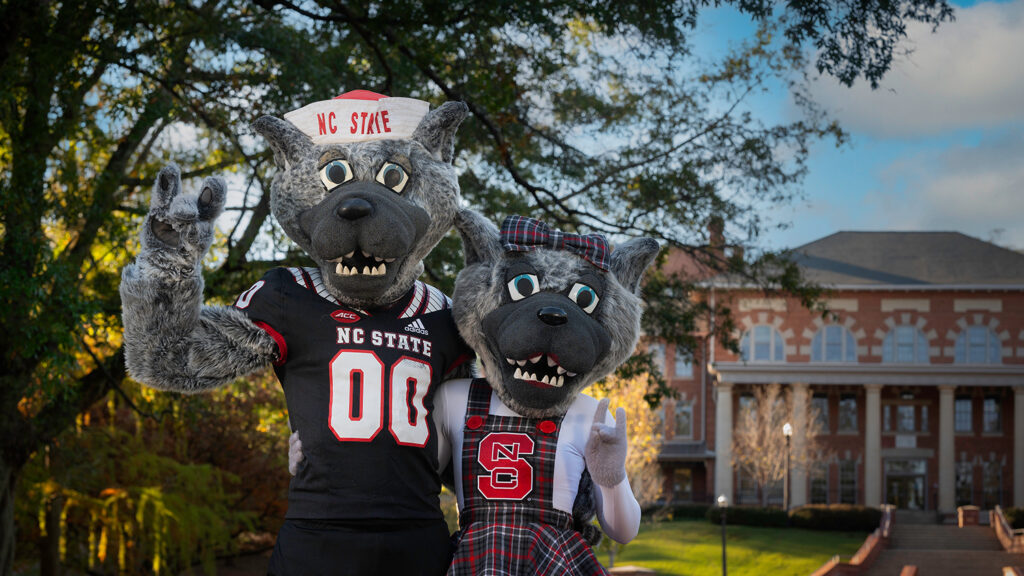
[331,309,361,324]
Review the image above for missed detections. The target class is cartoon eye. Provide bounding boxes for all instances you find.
[376,162,409,193]
[318,159,354,191]
[568,283,599,314]
[507,273,540,301]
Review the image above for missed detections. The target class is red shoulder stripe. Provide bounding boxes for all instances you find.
[254,321,288,366]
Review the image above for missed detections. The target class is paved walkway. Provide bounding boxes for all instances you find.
[863,513,1024,575]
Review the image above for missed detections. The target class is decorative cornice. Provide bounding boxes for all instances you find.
[709,361,1024,387]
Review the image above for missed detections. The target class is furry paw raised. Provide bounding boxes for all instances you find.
[139,164,226,276]
[585,397,629,487]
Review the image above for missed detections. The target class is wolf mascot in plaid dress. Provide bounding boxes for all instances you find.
[120,91,475,576]
[433,211,659,575]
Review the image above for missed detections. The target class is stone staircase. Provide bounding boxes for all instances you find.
[862,511,1024,575]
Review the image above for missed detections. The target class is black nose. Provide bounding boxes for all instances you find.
[337,197,372,220]
[537,306,567,326]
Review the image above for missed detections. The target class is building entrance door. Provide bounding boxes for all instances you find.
[886,475,925,509]
[885,459,928,510]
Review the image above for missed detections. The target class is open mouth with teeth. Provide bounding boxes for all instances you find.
[329,250,397,277]
[505,353,578,388]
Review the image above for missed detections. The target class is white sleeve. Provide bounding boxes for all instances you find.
[591,407,641,544]
[594,476,642,544]
[434,383,451,474]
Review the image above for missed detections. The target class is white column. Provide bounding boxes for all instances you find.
[864,384,883,507]
[938,385,956,513]
[714,382,734,504]
[791,382,809,508]
[1015,387,1024,507]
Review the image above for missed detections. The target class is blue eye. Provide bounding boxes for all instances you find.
[507,274,540,301]
[568,283,599,314]
[376,162,409,193]
[318,159,353,190]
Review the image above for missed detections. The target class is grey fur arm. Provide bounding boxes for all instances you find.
[120,164,277,393]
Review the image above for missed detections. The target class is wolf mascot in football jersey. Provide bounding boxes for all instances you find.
[432,211,659,575]
[120,92,473,576]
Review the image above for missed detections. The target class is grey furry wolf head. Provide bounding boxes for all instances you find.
[453,211,659,418]
[251,101,468,308]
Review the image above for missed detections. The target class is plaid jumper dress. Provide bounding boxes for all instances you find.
[447,379,608,576]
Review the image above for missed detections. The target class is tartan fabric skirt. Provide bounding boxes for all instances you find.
[446,520,608,576]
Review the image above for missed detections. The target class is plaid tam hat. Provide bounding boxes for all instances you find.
[500,215,610,271]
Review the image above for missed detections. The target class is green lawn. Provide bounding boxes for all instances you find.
[607,519,869,576]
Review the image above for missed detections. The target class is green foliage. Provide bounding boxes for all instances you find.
[15,370,290,575]
[788,504,883,532]
[701,503,883,532]
[705,505,790,528]
[644,502,712,520]
[1003,507,1024,530]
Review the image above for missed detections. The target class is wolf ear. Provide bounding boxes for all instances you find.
[252,116,310,171]
[412,101,469,164]
[610,237,660,295]
[456,209,503,266]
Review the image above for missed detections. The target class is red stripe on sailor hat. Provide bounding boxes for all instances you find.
[283,90,429,145]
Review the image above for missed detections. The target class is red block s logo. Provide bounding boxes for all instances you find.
[476,432,535,500]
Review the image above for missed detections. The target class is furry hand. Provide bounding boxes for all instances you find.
[585,398,628,488]
[288,431,304,476]
[137,164,226,279]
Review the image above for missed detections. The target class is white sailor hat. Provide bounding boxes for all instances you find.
[283,90,430,145]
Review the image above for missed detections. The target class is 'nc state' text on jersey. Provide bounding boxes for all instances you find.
[336,327,432,357]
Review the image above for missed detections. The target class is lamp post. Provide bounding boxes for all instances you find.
[717,494,728,576]
[783,422,793,512]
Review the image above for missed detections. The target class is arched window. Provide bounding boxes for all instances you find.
[739,325,785,362]
[811,325,857,362]
[954,325,1002,364]
[882,325,929,363]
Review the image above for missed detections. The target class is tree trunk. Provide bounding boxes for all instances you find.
[1,457,17,576]
[39,493,62,576]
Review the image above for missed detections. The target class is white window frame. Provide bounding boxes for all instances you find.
[955,325,1002,364]
[954,397,972,433]
[676,401,694,440]
[838,394,858,433]
[882,325,930,364]
[955,461,973,507]
[739,324,786,362]
[812,394,830,433]
[839,460,858,504]
[673,345,694,379]
[811,325,857,362]
[983,396,1002,434]
[810,462,830,504]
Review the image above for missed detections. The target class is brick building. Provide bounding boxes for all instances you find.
[656,231,1024,513]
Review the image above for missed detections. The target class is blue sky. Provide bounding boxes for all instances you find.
[697,0,1024,251]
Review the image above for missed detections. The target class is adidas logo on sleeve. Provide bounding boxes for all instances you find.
[404,319,429,336]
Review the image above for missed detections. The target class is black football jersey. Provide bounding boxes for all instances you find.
[234,266,472,520]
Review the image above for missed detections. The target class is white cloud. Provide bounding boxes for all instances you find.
[866,129,1024,246]
[809,0,1024,138]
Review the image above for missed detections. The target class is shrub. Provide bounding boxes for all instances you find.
[1003,507,1024,529]
[655,502,712,520]
[705,505,789,528]
[788,504,882,532]
[641,502,711,522]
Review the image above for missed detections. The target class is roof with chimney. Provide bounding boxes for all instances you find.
[790,231,1024,287]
